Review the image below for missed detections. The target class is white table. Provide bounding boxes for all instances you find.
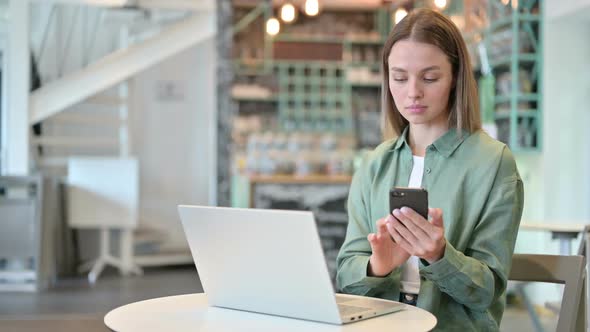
[104,293,437,332]
[520,222,586,255]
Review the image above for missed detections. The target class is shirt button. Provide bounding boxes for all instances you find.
[425,167,431,174]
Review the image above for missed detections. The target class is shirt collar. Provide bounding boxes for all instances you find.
[432,128,470,158]
[390,126,470,158]
[391,126,410,151]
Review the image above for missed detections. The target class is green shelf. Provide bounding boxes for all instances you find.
[347,62,381,69]
[233,96,278,103]
[347,81,381,87]
[281,93,343,101]
[232,6,388,135]
[494,109,538,120]
[490,53,538,68]
[489,14,540,31]
[275,62,353,132]
[476,0,543,152]
[495,93,539,105]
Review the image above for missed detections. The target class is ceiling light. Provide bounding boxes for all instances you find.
[304,0,320,17]
[394,8,408,24]
[434,0,447,9]
[266,17,280,36]
[280,3,296,23]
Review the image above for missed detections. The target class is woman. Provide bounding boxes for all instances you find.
[336,8,524,331]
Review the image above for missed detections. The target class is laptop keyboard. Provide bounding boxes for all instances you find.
[338,304,370,316]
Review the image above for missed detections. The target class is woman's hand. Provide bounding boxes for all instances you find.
[367,216,411,277]
[386,207,446,264]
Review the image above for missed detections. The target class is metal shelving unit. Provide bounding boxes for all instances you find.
[231,5,391,139]
[483,0,543,152]
[276,61,352,132]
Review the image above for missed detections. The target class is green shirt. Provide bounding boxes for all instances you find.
[336,127,524,331]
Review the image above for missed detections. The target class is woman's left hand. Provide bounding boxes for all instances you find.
[386,207,446,264]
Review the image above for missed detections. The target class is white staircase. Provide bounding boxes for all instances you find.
[33,84,131,172]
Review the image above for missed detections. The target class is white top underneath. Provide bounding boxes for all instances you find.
[400,155,424,295]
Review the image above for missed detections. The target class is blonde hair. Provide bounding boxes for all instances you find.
[381,8,481,138]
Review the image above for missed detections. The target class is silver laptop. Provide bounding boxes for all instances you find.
[177,205,404,325]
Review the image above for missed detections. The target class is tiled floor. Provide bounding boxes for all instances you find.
[0,266,202,332]
[501,307,557,332]
[0,266,557,332]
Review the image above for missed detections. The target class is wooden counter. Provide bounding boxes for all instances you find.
[248,174,352,185]
[243,174,353,282]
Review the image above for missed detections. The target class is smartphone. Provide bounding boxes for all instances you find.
[389,187,428,219]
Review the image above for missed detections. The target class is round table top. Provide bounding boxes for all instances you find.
[104,293,437,332]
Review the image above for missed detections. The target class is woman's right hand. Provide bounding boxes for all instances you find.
[367,215,411,277]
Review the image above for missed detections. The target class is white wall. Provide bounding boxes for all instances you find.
[131,37,217,250]
[543,19,590,221]
[546,0,590,21]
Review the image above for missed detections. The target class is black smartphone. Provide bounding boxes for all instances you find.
[389,187,429,219]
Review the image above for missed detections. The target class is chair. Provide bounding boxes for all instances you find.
[577,226,590,257]
[577,226,590,332]
[509,254,587,332]
[67,157,142,283]
[548,226,590,330]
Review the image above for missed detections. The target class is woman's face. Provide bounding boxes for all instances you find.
[388,40,454,130]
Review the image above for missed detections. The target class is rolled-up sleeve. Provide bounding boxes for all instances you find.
[420,147,524,311]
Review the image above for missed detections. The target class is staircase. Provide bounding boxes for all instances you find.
[26,1,215,275]
[30,4,214,173]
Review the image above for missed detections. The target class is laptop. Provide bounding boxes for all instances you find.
[177,205,405,325]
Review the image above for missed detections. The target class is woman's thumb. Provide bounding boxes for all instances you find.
[367,233,376,247]
[429,208,444,227]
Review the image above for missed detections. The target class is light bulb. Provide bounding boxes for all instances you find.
[304,0,319,16]
[434,0,447,9]
[280,3,296,23]
[394,8,408,24]
[266,17,280,36]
